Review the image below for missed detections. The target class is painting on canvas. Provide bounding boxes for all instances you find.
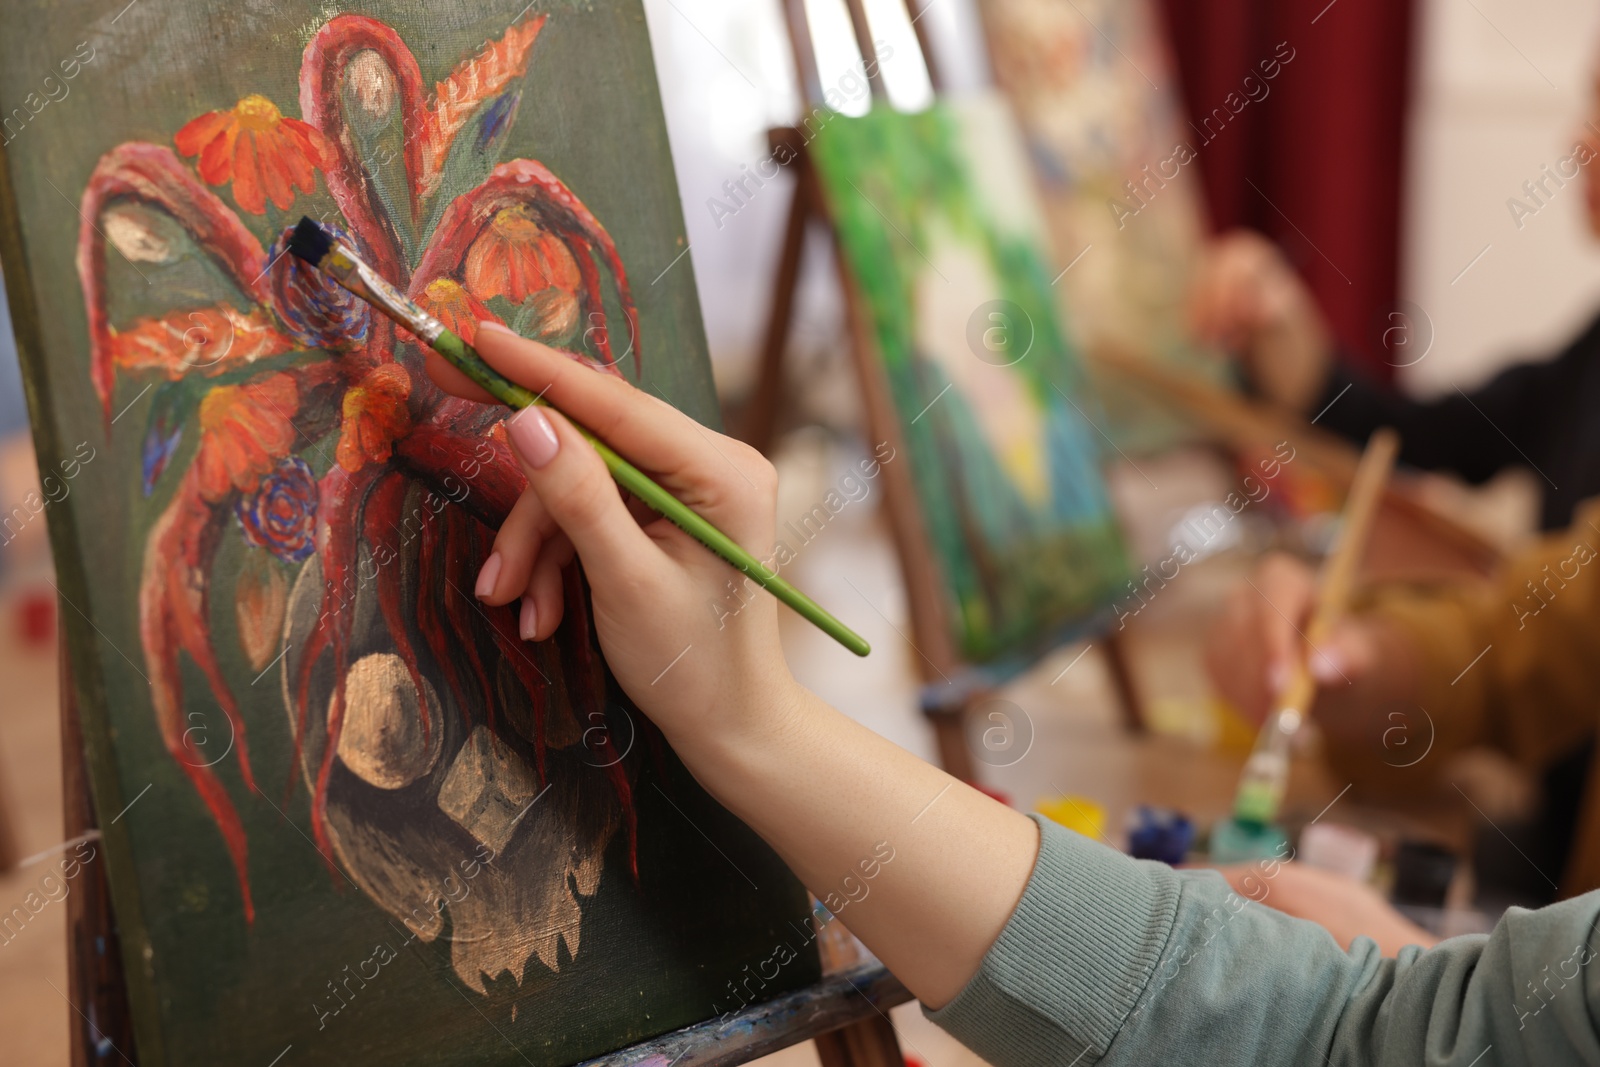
[810,95,1131,665]
[977,0,1232,449]
[0,2,818,1063]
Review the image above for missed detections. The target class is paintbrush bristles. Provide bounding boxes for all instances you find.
[287,216,336,266]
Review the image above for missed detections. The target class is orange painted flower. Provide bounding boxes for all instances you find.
[337,364,413,472]
[408,278,497,344]
[194,373,301,501]
[175,94,335,215]
[464,206,582,305]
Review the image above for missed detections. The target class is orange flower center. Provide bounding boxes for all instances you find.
[490,206,545,243]
[234,94,284,132]
[199,384,243,433]
[424,278,470,309]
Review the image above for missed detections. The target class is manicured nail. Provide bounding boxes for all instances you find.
[1310,649,1345,684]
[1267,661,1290,696]
[475,551,502,599]
[519,596,538,641]
[476,320,516,339]
[508,406,560,468]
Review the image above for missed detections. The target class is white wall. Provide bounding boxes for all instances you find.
[1403,0,1600,395]
[640,0,985,399]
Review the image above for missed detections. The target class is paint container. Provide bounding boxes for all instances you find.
[1127,806,1195,865]
[1208,815,1289,863]
[1298,822,1379,883]
[1392,840,1457,908]
[1036,795,1105,840]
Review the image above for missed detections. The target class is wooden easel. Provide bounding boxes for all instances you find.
[732,0,1147,781]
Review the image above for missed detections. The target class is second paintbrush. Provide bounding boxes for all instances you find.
[286,216,871,658]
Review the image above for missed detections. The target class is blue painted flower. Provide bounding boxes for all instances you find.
[141,408,183,496]
[236,455,319,563]
[477,92,521,154]
[267,223,370,350]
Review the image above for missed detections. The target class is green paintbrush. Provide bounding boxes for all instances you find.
[287,216,870,657]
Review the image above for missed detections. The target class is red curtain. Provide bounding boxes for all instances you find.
[1158,0,1418,381]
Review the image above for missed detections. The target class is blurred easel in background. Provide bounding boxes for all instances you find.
[731,0,1149,784]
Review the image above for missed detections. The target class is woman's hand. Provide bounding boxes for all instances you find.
[429,322,1041,1011]
[1205,553,1428,778]
[1190,229,1333,414]
[1204,553,1384,727]
[431,322,801,752]
[1212,862,1439,957]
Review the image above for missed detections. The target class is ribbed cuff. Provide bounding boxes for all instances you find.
[924,815,1180,1067]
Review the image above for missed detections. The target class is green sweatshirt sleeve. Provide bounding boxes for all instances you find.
[926,816,1600,1067]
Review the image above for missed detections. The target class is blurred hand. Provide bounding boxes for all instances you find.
[1204,553,1381,727]
[1190,229,1333,414]
[433,322,801,751]
[1212,862,1439,957]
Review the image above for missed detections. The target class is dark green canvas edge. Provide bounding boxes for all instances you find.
[0,121,169,1064]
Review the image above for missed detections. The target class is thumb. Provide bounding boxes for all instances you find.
[505,404,657,580]
[1308,620,1378,687]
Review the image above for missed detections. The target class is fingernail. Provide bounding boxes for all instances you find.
[475,551,502,599]
[508,406,560,468]
[1267,661,1290,695]
[1310,649,1345,684]
[519,596,538,641]
[476,320,516,339]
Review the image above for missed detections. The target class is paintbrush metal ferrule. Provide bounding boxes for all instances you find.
[316,239,445,347]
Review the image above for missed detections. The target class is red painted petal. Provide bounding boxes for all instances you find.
[197,122,240,185]
[231,132,265,215]
[281,118,336,171]
[175,110,234,157]
[277,127,317,193]
[256,129,295,211]
[194,442,233,502]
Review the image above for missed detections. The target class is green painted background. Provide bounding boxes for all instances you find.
[811,101,1131,666]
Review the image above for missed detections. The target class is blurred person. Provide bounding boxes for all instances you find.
[1189,78,1600,532]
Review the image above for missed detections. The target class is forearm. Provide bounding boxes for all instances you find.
[672,682,1039,1009]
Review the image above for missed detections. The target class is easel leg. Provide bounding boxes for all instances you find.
[62,643,138,1066]
[923,700,976,783]
[813,1010,904,1067]
[1102,632,1147,734]
[733,169,812,455]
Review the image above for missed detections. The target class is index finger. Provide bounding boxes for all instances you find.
[1252,555,1317,689]
[429,322,735,484]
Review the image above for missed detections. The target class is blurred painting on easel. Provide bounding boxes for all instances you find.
[810,96,1130,665]
[976,0,1230,447]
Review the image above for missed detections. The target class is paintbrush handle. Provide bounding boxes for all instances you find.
[1234,428,1400,826]
[434,329,872,658]
[1303,427,1401,648]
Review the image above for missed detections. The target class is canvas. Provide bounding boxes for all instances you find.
[809,95,1131,666]
[0,3,819,1064]
[975,0,1231,447]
